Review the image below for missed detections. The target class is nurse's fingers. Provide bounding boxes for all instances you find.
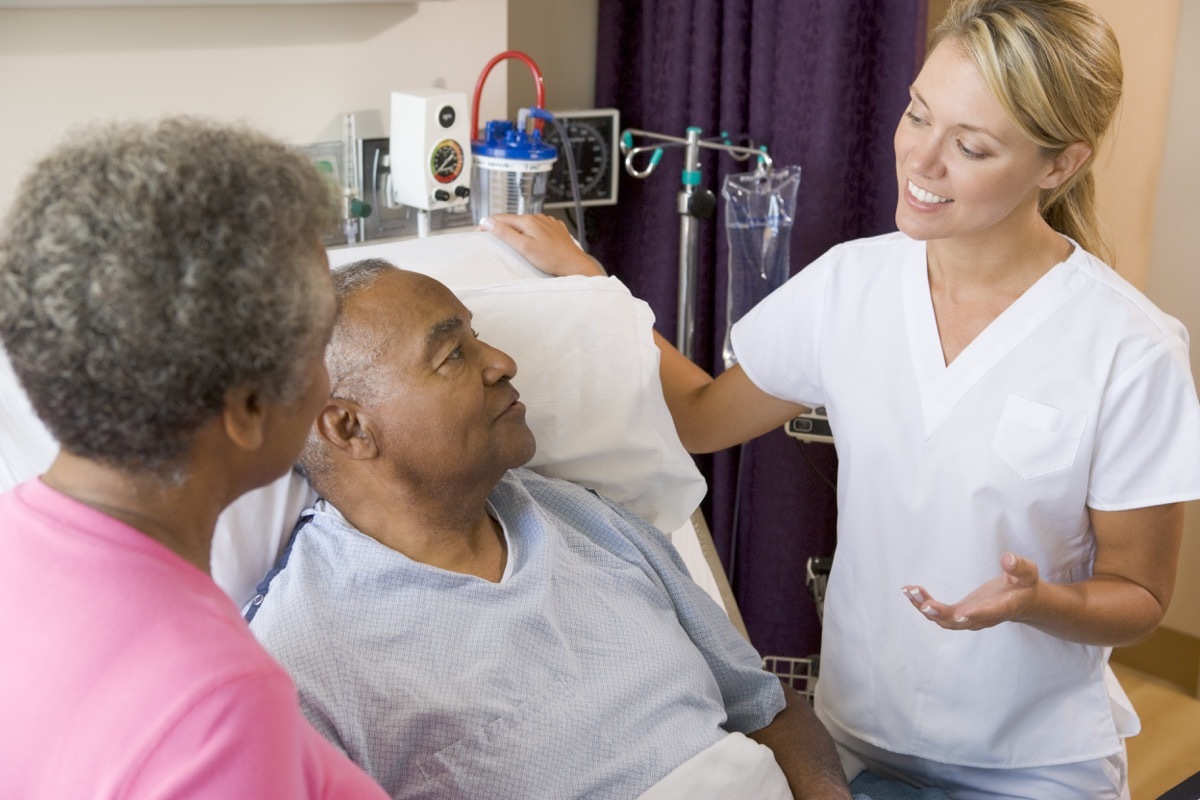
[479,212,562,237]
[479,213,573,248]
[902,585,955,623]
[902,553,1042,630]
[901,586,955,622]
[479,214,602,277]
[901,585,929,610]
[1000,551,1040,586]
[903,583,1019,631]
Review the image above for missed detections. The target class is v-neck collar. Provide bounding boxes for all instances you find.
[903,240,1088,436]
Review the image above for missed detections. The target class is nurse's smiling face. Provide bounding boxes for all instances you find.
[894,41,1065,246]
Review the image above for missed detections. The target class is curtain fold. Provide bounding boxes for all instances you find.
[590,0,928,659]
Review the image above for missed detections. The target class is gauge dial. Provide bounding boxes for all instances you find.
[429,139,464,184]
[543,111,619,207]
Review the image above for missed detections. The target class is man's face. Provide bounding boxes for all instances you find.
[339,269,536,488]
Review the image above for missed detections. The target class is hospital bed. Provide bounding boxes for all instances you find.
[0,230,749,648]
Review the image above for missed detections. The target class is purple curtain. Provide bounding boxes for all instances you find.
[588,0,928,659]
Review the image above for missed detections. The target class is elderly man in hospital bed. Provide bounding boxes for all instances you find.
[244,255,853,800]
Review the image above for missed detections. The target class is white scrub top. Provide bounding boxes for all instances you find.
[732,231,1200,769]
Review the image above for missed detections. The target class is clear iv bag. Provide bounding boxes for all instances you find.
[722,165,801,368]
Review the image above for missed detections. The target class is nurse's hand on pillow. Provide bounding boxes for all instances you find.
[480,213,606,278]
[901,552,1040,632]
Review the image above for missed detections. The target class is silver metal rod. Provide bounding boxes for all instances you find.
[677,210,699,358]
[676,128,702,359]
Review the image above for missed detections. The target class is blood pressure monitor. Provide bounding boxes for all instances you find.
[542,109,620,208]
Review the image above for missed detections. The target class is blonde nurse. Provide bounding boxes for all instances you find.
[483,1,1200,796]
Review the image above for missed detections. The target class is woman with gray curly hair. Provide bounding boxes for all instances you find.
[0,118,388,799]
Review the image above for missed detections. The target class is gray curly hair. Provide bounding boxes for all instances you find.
[0,116,338,475]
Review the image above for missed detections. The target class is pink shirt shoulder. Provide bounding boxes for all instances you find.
[0,479,387,799]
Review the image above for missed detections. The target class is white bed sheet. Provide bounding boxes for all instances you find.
[638,731,790,799]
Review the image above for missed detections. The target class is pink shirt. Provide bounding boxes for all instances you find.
[0,479,388,799]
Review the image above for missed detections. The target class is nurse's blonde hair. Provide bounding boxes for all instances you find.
[931,0,1123,264]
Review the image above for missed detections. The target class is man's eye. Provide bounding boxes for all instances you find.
[447,345,464,360]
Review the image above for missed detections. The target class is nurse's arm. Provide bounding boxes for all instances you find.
[904,502,1183,646]
[1028,502,1183,645]
[653,330,808,453]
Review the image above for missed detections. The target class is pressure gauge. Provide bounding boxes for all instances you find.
[430,139,465,184]
[542,109,620,208]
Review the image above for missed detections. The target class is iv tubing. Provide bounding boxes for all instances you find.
[471,50,546,138]
[529,107,589,254]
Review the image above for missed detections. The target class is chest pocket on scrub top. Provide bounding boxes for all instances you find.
[991,394,1087,480]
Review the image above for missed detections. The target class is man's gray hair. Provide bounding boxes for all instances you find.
[0,116,339,477]
[294,257,397,492]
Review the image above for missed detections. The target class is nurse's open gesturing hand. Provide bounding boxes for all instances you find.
[901,552,1040,631]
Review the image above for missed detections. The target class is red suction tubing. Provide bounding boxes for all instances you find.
[471,50,546,138]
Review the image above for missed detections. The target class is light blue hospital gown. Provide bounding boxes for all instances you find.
[247,468,785,800]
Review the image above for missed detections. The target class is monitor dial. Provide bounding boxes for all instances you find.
[430,139,464,184]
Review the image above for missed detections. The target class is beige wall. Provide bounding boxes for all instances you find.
[1145,0,1200,640]
[507,0,597,117]
[1079,0,1200,645]
[1089,0,1182,288]
[0,1,510,218]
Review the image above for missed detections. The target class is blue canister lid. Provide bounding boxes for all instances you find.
[471,119,557,162]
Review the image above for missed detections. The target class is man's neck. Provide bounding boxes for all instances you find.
[326,471,509,582]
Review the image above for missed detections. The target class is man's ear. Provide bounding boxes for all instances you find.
[1041,141,1093,191]
[222,386,266,452]
[315,399,378,461]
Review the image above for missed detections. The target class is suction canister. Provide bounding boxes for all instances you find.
[471,116,557,224]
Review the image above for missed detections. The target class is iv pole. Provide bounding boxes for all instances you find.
[620,127,771,360]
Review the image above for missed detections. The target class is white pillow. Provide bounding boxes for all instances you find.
[325,230,547,287]
[0,349,56,489]
[0,231,707,607]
